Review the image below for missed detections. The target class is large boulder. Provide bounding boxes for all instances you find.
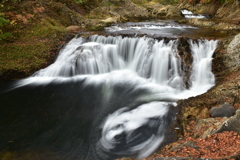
[216,109,240,135]
[210,102,235,118]
[226,33,240,70]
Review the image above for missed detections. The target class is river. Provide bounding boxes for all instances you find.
[0,14,220,160]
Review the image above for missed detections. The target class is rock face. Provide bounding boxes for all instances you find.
[146,4,183,18]
[216,110,240,135]
[50,2,86,26]
[88,0,183,24]
[195,118,228,139]
[88,0,149,21]
[226,33,240,70]
[177,0,221,15]
[214,1,240,21]
[178,18,240,31]
[177,0,240,31]
[210,102,235,118]
[195,110,240,139]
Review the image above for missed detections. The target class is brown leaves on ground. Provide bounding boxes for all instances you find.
[147,131,240,159]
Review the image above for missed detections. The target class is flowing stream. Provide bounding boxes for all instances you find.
[0,21,218,160]
[181,9,207,19]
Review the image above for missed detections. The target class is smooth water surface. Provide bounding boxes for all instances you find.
[105,20,232,38]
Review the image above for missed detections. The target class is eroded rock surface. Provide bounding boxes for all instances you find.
[216,109,240,135]
[226,33,240,70]
[146,4,182,18]
[88,0,149,21]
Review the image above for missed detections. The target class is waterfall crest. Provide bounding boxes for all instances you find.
[33,35,218,93]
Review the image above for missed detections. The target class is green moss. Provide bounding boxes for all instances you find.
[24,18,66,39]
[0,17,66,80]
[88,25,105,31]
[0,16,12,41]
[0,43,50,74]
[132,0,149,5]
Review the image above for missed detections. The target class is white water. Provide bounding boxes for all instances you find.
[181,9,194,15]
[104,21,199,37]
[34,35,186,89]
[189,39,217,93]
[105,21,197,32]
[18,35,218,159]
[99,102,169,159]
[181,9,207,19]
[33,35,218,94]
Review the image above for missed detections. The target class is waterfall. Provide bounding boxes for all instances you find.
[181,9,206,19]
[4,35,218,160]
[33,35,218,94]
[33,35,187,90]
[189,39,218,93]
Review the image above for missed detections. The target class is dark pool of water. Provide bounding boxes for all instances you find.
[0,77,177,160]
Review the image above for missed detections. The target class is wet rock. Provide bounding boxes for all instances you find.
[210,102,235,118]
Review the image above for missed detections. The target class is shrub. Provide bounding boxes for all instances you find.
[0,16,12,41]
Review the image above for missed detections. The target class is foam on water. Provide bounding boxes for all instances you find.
[104,21,198,37]
[98,102,169,159]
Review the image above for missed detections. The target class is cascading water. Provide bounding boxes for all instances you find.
[0,32,218,159]
[34,35,186,89]
[181,9,207,19]
[189,39,218,93]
